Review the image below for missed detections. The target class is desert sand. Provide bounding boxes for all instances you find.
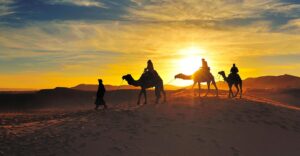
[0,90,300,156]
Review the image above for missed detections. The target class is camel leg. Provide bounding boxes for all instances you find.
[198,82,201,97]
[205,81,210,97]
[234,83,239,97]
[239,82,243,99]
[231,85,235,98]
[155,87,161,104]
[212,80,219,97]
[143,89,147,104]
[162,88,166,103]
[192,82,197,96]
[228,84,233,98]
[137,89,143,105]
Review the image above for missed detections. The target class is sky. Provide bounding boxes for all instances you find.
[0,0,300,89]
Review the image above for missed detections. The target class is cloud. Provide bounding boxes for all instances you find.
[0,0,15,17]
[280,18,300,32]
[0,0,300,88]
[1,20,299,64]
[126,0,300,22]
[47,0,105,8]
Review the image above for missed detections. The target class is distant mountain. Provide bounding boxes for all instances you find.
[71,84,136,91]
[1,74,299,93]
[0,88,36,91]
[243,74,300,89]
[71,84,182,91]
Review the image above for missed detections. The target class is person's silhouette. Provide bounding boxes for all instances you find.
[202,58,208,69]
[144,60,154,73]
[95,79,107,110]
[200,58,210,75]
[230,63,239,74]
[143,60,158,81]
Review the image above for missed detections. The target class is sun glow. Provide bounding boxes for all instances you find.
[178,46,206,75]
[178,56,201,75]
[173,46,207,86]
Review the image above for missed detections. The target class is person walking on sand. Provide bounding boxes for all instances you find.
[95,79,107,110]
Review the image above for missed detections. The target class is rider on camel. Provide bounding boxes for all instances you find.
[230,63,239,75]
[201,58,210,74]
[144,60,154,73]
[230,63,240,80]
[144,60,158,81]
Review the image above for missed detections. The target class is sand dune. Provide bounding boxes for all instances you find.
[0,90,299,156]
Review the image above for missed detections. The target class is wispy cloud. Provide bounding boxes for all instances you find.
[280,18,300,32]
[47,0,106,8]
[127,0,300,21]
[1,20,299,62]
[0,0,15,17]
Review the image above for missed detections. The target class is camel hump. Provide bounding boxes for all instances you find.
[141,70,161,83]
[229,73,241,82]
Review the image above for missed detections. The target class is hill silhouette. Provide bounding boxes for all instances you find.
[71,84,181,91]
[71,84,135,91]
[0,74,299,112]
[243,74,300,89]
[71,74,300,92]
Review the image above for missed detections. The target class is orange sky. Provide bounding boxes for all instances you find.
[0,0,300,89]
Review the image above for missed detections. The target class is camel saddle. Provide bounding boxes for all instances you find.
[141,70,160,84]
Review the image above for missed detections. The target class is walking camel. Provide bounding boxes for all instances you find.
[175,70,219,97]
[122,74,166,105]
[218,71,242,98]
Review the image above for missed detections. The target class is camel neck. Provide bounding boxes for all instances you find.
[221,74,228,82]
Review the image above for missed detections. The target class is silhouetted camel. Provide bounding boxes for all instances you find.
[175,70,218,97]
[122,74,166,105]
[218,71,242,98]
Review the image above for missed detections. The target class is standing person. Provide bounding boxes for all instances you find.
[95,79,107,110]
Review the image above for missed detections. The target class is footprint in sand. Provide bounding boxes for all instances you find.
[212,139,221,149]
[230,147,240,156]
[262,120,274,126]
[109,146,123,155]
[175,133,182,138]
[292,125,300,132]
[278,124,288,130]
[79,143,86,148]
[196,137,206,143]
[143,117,151,124]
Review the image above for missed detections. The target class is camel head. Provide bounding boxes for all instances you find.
[218,71,225,76]
[122,74,133,81]
[174,73,183,79]
[175,73,192,80]
[122,74,141,87]
[122,74,137,86]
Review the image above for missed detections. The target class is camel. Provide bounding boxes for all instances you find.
[174,69,218,97]
[218,71,242,98]
[122,74,166,105]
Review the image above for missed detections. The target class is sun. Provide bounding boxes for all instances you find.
[172,46,207,86]
[178,56,201,75]
[178,46,206,75]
